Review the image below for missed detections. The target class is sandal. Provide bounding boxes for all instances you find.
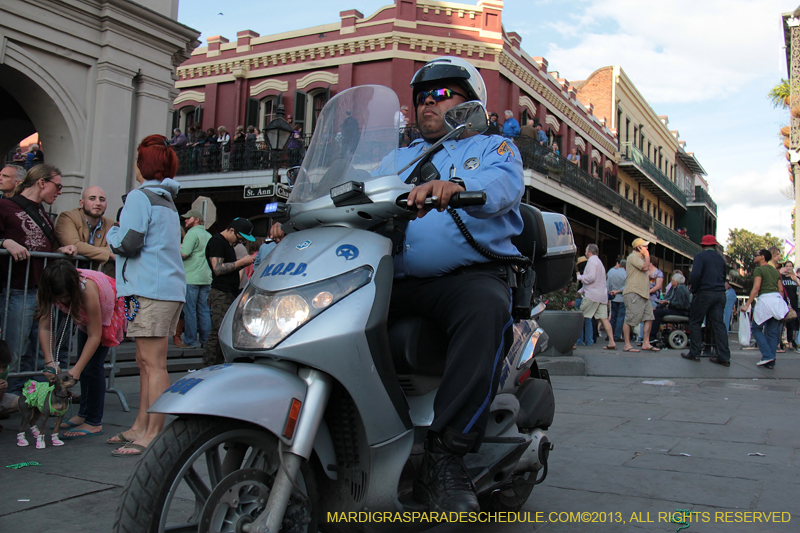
[107,432,135,445]
[112,443,147,457]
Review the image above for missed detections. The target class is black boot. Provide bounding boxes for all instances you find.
[414,431,479,513]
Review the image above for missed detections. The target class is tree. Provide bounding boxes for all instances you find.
[769,79,790,109]
[725,228,783,292]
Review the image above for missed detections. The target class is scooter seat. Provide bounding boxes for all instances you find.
[388,317,448,376]
[663,315,689,324]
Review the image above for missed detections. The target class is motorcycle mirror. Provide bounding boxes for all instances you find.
[444,101,489,138]
[286,166,302,186]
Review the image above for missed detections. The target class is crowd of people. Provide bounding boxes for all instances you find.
[168,121,306,174]
[571,235,799,370]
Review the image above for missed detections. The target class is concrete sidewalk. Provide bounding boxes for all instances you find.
[1,337,799,533]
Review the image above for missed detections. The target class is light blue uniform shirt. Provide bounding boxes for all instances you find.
[392,134,524,278]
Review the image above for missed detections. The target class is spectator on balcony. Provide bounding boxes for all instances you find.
[25,144,44,170]
[0,164,78,396]
[186,125,197,144]
[395,105,409,130]
[169,128,187,149]
[206,127,218,145]
[502,110,520,140]
[0,164,25,198]
[246,125,257,143]
[519,122,535,140]
[551,142,560,156]
[218,126,231,171]
[12,148,25,164]
[567,148,580,165]
[54,185,116,277]
[486,113,501,135]
[534,123,548,146]
[256,129,266,150]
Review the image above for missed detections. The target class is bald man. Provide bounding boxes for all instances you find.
[54,185,116,275]
[0,164,25,198]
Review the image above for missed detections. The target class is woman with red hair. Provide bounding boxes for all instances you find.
[106,134,186,456]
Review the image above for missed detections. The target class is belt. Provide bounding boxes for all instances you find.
[450,262,512,282]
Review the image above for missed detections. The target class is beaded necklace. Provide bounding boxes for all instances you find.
[49,304,72,364]
[125,296,140,321]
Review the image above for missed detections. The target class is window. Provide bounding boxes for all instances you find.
[632,191,637,205]
[647,199,651,214]
[260,96,278,130]
[638,197,644,209]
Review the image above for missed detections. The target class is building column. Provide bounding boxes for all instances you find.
[85,62,138,216]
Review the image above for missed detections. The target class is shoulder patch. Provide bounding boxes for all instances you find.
[497,140,515,157]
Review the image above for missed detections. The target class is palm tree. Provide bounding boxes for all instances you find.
[769,79,790,109]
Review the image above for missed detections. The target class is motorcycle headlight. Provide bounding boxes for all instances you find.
[233,266,373,350]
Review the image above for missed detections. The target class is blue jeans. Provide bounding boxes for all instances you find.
[752,317,779,363]
[1,288,40,394]
[576,317,594,346]
[183,284,211,346]
[609,301,625,340]
[75,329,109,426]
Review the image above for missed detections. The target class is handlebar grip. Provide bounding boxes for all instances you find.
[449,191,486,208]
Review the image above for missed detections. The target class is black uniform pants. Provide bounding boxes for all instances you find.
[389,264,513,449]
[688,290,730,361]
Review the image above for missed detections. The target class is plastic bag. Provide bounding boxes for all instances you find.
[738,310,751,346]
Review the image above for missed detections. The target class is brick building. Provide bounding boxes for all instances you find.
[171,0,714,273]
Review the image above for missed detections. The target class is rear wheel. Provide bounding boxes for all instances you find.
[668,330,689,350]
[113,416,318,533]
[479,473,535,512]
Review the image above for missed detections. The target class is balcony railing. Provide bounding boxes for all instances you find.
[619,142,687,207]
[517,139,700,258]
[690,185,718,215]
[653,220,701,257]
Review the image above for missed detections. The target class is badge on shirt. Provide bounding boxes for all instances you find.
[463,157,480,170]
[497,141,515,157]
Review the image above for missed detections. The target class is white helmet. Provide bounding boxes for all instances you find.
[410,56,487,106]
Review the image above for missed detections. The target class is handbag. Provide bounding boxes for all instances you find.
[782,307,797,323]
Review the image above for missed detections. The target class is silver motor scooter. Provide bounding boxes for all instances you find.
[114,85,576,533]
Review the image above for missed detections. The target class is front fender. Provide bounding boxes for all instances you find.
[149,363,306,446]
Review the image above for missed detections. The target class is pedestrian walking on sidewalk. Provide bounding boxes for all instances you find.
[106,134,186,457]
[577,244,616,349]
[740,249,787,369]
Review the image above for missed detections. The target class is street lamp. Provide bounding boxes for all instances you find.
[264,104,294,182]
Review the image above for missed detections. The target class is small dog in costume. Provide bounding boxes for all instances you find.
[17,371,77,449]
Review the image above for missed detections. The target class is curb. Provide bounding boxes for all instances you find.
[537,355,585,376]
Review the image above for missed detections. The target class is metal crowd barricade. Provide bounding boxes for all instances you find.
[1,249,129,411]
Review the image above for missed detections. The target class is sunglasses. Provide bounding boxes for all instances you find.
[415,88,468,106]
[42,179,62,191]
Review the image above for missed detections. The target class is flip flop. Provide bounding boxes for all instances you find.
[61,429,104,440]
[52,420,80,430]
[642,346,661,352]
[603,346,617,350]
[623,348,641,352]
[112,443,147,457]
[107,432,135,445]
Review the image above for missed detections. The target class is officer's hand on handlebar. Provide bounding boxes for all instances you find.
[407,180,465,218]
[269,221,285,243]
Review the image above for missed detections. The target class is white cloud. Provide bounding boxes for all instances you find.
[543,0,788,104]
[714,160,794,247]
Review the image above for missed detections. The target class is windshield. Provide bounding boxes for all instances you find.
[289,85,399,203]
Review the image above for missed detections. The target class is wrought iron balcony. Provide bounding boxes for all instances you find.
[517,139,699,258]
[689,185,718,215]
[174,141,305,176]
[619,142,687,209]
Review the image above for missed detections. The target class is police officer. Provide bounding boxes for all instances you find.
[392,56,524,512]
[270,57,524,512]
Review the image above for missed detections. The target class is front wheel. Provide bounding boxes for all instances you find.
[114,416,318,533]
[668,330,689,350]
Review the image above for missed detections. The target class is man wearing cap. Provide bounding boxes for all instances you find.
[179,209,213,349]
[623,238,658,352]
[681,235,731,366]
[203,218,256,366]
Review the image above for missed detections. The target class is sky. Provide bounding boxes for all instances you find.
[178,0,795,249]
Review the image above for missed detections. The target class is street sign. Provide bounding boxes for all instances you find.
[244,185,275,199]
[275,184,291,199]
[191,196,216,229]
